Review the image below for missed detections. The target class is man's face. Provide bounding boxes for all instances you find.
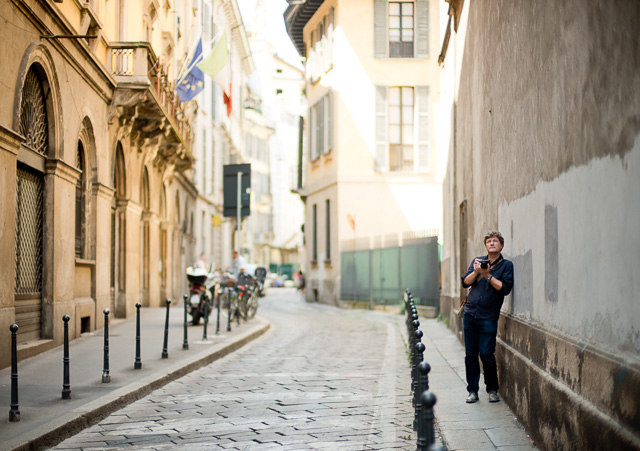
[232,251,238,258]
[485,237,503,253]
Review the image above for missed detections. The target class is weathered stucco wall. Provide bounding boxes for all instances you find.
[441,1,640,449]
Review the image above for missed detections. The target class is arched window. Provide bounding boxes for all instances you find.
[15,65,49,341]
[75,140,85,258]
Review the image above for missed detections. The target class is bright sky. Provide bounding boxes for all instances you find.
[237,0,302,69]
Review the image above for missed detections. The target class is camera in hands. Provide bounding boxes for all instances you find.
[480,259,490,269]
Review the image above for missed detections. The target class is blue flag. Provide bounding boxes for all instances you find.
[176,38,205,102]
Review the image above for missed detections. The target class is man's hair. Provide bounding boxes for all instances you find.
[484,231,504,246]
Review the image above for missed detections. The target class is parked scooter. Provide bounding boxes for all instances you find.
[185,267,214,325]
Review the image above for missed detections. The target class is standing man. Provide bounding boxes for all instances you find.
[231,249,247,278]
[461,231,514,403]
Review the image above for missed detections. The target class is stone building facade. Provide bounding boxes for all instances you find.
[0,0,252,368]
[438,1,640,448]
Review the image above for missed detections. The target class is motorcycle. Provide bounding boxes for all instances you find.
[185,267,214,325]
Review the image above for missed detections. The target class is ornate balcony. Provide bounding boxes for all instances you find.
[108,42,193,171]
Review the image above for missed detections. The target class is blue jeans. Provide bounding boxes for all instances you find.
[463,314,499,393]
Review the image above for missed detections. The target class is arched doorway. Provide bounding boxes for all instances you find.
[15,66,50,342]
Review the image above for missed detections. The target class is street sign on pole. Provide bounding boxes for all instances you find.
[223,164,251,218]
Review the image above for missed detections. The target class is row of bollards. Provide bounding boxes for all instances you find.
[404,289,447,451]
[7,297,177,422]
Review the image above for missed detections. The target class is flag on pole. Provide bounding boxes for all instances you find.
[197,32,232,116]
[176,38,205,102]
[197,32,229,96]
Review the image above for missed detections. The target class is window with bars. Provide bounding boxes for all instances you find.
[75,141,85,258]
[375,85,430,173]
[389,87,414,171]
[374,0,429,59]
[389,2,414,57]
[325,199,331,261]
[312,204,318,262]
[308,91,334,161]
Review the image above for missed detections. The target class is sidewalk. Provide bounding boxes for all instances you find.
[419,318,537,450]
[0,303,270,451]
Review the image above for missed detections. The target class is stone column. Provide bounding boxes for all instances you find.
[43,158,80,344]
[0,125,22,367]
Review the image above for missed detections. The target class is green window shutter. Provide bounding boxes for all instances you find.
[416,0,429,58]
[374,0,387,58]
[417,86,430,172]
[375,85,388,171]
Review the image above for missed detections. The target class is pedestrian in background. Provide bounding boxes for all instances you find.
[231,249,246,278]
[195,252,209,271]
[297,269,305,297]
[461,231,514,404]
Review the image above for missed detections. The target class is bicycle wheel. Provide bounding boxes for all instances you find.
[247,290,258,319]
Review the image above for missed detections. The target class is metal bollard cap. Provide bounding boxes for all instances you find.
[103,308,110,315]
[10,323,19,333]
[420,390,437,408]
[62,315,70,322]
[166,298,172,305]
[418,361,431,374]
[415,342,425,353]
[136,302,141,308]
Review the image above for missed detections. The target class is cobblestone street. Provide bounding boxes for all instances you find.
[53,289,414,450]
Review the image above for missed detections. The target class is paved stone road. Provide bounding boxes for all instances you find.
[53,289,415,450]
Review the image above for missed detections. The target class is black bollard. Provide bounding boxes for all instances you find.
[215,289,221,335]
[62,315,71,399]
[202,299,209,340]
[102,308,110,383]
[9,324,20,422]
[161,299,171,358]
[182,294,189,350]
[417,390,437,451]
[134,303,142,369]
[227,288,232,332]
[412,332,424,406]
[414,357,430,431]
[236,293,240,326]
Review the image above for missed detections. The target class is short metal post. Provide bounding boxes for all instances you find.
[161,299,171,359]
[417,391,437,451]
[202,300,209,340]
[236,293,240,326]
[102,309,111,383]
[414,354,429,431]
[412,335,424,409]
[215,290,221,335]
[134,303,142,369]
[62,315,71,399]
[9,324,20,422]
[182,294,189,350]
[227,289,232,332]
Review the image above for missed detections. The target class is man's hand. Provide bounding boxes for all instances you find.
[473,259,491,279]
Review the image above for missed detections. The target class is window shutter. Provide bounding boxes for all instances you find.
[308,106,314,160]
[416,0,429,58]
[375,85,388,171]
[318,97,324,155]
[327,91,333,152]
[417,86,430,172]
[374,0,387,58]
[328,7,334,67]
